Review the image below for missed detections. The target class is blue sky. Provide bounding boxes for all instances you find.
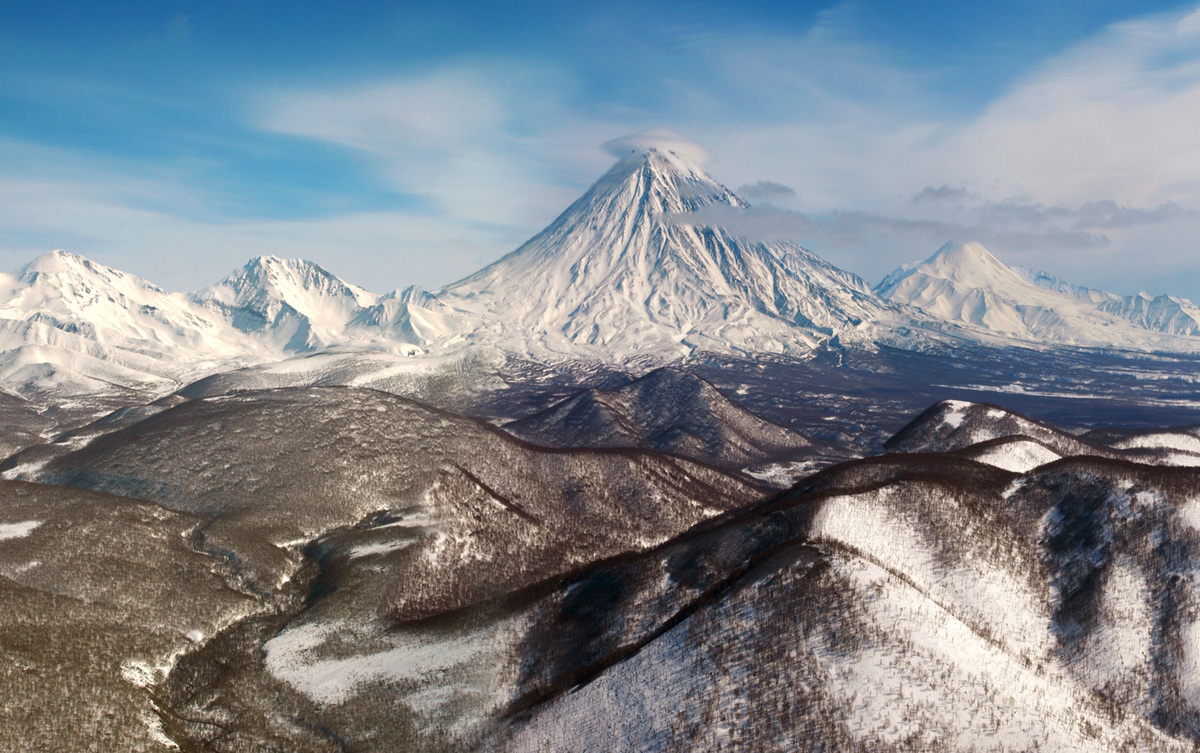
[3,1,1200,298]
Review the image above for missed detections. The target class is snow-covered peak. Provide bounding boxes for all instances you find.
[0,251,262,398]
[1097,290,1200,336]
[601,129,712,171]
[18,249,118,280]
[566,144,746,227]
[1010,266,1115,304]
[908,241,1017,288]
[1015,266,1200,337]
[874,240,1038,322]
[194,256,379,352]
[392,285,438,308]
[3,250,178,317]
[199,256,377,311]
[8,249,169,300]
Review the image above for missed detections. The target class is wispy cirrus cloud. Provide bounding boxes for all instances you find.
[254,64,619,232]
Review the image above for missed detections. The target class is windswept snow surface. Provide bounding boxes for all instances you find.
[0,251,266,397]
[964,437,1063,473]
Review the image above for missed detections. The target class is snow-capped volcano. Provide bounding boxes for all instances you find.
[876,241,1200,350]
[439,141,885,362]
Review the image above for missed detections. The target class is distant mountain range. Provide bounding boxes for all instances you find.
[876,240,1200,348]
[3,144,1199,401]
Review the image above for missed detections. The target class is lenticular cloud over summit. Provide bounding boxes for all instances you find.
[601,129,712,166]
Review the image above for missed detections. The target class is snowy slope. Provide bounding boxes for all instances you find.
[439,144,886,363]
[348,285,474,351]
[191,256,466,356]
[0,252,473,401]
[877,241,1200,350]
[488,421,1200,752]
[1096,293,1200,336]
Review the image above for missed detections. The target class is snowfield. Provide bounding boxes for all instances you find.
[0,519,40,540]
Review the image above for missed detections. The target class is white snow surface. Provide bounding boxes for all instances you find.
[940,399,971,429]
[0,251,466,398]
[0,251,267,396]
[264,613,528,740]
[0,519,41,541]
[967,438,1062,473]
[1016,266,1200,336]
[1112,431,1200,454]
[193,255,380,352]
[809,486,1052,659]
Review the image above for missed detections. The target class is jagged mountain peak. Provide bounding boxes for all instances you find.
[391,285,439,307]
[193,256,380,352]
[0,250,259,398]
[196,256,377,312]
[213,256,376,306]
